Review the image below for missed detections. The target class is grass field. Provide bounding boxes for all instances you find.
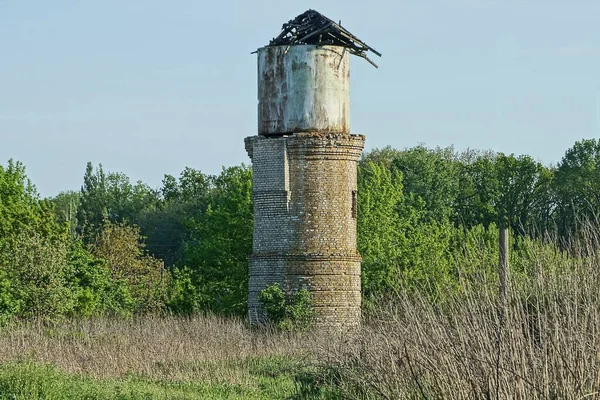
[2,235,600,398]
[0,358,318,399]
[0,315,340,399]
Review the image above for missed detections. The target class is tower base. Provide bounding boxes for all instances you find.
[245,132,365,329]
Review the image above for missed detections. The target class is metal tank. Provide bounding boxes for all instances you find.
[257,45,350,135]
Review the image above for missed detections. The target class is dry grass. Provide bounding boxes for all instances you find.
[0,314,318,386]
[321,233,600,399]
[4,231,600,399]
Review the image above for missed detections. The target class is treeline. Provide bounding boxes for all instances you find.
[0,138,599,322]
[357,139,600,304]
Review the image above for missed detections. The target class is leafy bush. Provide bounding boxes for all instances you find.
[166,266,203,314]
[89,221,167,314]
[0,269,19,325]
[2,230,77,320]
[183,165,253,315]
[258,283,314,331]
[68,241,136,318]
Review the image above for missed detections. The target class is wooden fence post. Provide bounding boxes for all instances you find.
[499,226,510,304]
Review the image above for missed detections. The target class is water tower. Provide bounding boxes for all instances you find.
[245,10,380,329]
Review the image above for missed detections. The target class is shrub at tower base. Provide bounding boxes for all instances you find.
[258,283,315,331]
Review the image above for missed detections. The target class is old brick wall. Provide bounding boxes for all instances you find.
[245,132,365,329]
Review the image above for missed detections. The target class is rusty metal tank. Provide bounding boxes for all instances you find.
[257,45,350,136]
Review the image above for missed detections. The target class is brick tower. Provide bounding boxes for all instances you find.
[245,10,380,329]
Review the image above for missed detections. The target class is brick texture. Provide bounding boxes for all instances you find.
[245,132,365,329]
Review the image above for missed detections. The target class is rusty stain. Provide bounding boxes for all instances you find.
[258,45,350,136]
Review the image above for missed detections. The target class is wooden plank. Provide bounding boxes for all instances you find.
[264,9,381,67]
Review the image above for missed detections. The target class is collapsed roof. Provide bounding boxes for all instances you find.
[260,9,382,68]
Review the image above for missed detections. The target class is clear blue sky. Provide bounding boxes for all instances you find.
[1,0,599,197]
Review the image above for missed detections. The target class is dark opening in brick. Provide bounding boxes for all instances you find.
[351,190,357,219]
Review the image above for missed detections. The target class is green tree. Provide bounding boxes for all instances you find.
[0,160,75,321]
[358,159,456,303]
[105,172,158,223]
[0,160,61,245]
[139,169,213,268]
[392,146,460,222]
[360,145,404,169]
[554,139,600,238]
[495,154,550,236]
[2,230,76,319]
[52,190,80,238]
[77,162,160,241]
[454,152,499,228]
[357,161,404,302]
[68,241,136,317]
[184,165,253,315]
[166,266,202,314]
[89,220,166,313]
[0,268,18,325]
[77,162,108,241]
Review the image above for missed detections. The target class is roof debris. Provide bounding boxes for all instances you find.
[256,9,382,68]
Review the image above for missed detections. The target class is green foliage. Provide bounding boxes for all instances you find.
[105,172,158,223]
[77,162,159,244]
[74,162,254,316]
[0,160,136,322]
[392,146,460,222]
[284,288,314,331]
[554,139,600,238]
[3,230,76,319]
[495,153,551,235]
[77,162,108,241]
[0,269,19,325]
[0,160,77,321]
[166,267,203,315]
[0,160,65,246]
[259,284,287,323]
[184,165,253,315]
[5,135,600,322]
[68,241,136,317]
[258,283,315,331]
[140,168,213,269]
[0,159,40,240]
[454,151,500,228]
[396,216,456,297]
[89,221,166,313]
[358,159,457,306]
[51,191,80,238]
[357,161,404,302]
[449,223,500,289]
[360,145,403,169]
